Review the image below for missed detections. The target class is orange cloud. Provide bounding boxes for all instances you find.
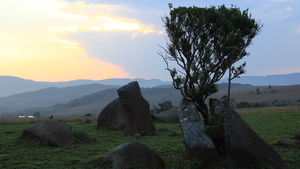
[0,0,161,81]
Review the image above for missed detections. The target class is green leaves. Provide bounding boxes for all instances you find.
[159,4,262,121]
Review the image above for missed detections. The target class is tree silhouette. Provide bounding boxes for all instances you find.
[33,111,40,118]
[159,5,262,124]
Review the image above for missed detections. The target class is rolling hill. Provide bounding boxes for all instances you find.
[0,76,172,98]
[0,83,120,113]
[11,83,300,117]
[1,73,300,98]
[14,87,183,117]
[1,72,300,117]
[219,72,300,86]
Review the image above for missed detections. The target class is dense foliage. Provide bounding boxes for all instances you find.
[159,5,262,123]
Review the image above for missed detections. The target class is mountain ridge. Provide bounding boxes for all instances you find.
[220,72,300,86]
[1,73,299,97]
[0,76,172,98]
[0,83,120,113]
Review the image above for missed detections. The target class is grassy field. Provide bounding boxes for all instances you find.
[0,109,300,168]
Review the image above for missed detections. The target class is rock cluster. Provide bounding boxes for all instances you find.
[97,81,155,136]
[178,99,286,169]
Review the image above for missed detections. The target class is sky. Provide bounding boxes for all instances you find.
[0,0,299,82]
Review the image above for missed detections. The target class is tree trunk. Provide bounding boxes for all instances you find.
[195,101,209,125]
[227,66,232,108]
[227,79,231,107]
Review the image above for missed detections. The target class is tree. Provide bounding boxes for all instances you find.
[159,5,262,124]
[33,111,40,118]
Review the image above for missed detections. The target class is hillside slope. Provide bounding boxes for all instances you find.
[16,87,182,117]
[0,83,120,113]
[14,84,300,117]
[212,84,300,106]
[6,83,300,116]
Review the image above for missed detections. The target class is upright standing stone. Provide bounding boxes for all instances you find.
[117,81,155,136]
[224,107,286,169]
[178,102,220,168]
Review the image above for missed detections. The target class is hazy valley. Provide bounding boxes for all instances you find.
[0,73,300,117]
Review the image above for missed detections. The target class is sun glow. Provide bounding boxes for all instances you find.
[0,0,160,81]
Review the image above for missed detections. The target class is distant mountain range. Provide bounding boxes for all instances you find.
[219,73,300,86]
[0,83,120,113]
[0,73,299,116]
[0,76,171,98]
[1,73,299,98]
[9,83,300,117]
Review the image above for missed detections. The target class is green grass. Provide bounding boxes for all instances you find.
[0,112,299,168]
[241,112,300,168]
[0,120,185,168]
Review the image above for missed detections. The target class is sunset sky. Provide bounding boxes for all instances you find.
[1,0,299,82]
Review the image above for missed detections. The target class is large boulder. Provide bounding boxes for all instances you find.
[224,107,286,169]
[22,121,74,146]
[178,102,221,168]
[105,140,165,168]
[117,81,155,136]
[159,100,173,111]
[97,98,125,130]
[157,107,179,123]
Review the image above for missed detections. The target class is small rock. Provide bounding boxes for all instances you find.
[278,138,300,146]
[82,118,91,124]
[157,127,169,132]
[294,129,300,140]
[74,131,92,143]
